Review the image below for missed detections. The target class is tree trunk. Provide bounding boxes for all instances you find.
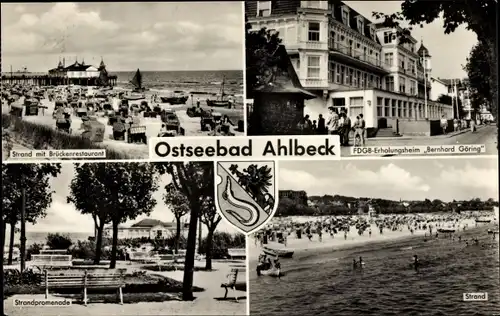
[1,221,6,264]
[175,216,181,254]
[205,229,214,270]
[182,202,199,301]
[109,220,119,269]
[94,222,105,264]
[8,222,15,265]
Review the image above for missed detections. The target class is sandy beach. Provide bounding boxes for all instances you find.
[248,214,495,262]
[4,260,247,316]
[2,89,244,159]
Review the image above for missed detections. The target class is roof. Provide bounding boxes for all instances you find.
[253,45,316,99]
[131,219,173,228]
[417,42,431,57]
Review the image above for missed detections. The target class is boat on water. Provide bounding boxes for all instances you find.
[262,246,294,258]
[206,76,232,107]
[130,68,149,93]
[260,267,283,277]
[487,229,499,234]
[437,228,456,233]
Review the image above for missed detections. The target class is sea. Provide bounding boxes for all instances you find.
[250,224,500,316]
[113,70,243,97]
[7,232,91,248]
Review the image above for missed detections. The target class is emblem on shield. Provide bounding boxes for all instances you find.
[215,161,278,235]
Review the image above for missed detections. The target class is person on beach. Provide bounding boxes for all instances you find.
[359,114,366,146]
[342,110,351,146]
[326,107,339,135]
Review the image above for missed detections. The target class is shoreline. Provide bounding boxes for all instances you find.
[249,219,496,262]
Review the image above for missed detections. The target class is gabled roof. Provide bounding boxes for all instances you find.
[131,219,173,228]
[254,45,316,98]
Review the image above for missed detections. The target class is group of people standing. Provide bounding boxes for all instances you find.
[297,107,367,146]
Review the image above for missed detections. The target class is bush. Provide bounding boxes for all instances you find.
[4,268,41,286]
[26,243,43,260]
[70,240,112,261]
[46,233,73,250]
[199,232,245,259]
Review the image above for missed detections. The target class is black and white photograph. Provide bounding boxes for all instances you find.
[245,0,497,157]
[1,2,245,160]
[249,158,499,316]
[2,162,247,316]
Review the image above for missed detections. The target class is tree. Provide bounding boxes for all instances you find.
[245,15,283,99]
[464,41,492,116]
[69,163,159,269]
[163,183,190,254]
[67,163,113,264]
[373,0,498,119]
[199,195,221,270]
[437,94,464,118]
[1,164,61,265]
[154,162,214,301]
[46,233,72,250]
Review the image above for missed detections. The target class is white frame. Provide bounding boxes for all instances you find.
[306,55,321,78]
[256,0,271,17]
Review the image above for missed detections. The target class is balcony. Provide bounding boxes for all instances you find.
[301,78,328,89]
[328,41,390,75]
[287,41,328,52]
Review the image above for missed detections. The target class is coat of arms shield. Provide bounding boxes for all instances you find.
[215,161,278,235]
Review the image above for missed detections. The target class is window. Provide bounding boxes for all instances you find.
[402,101,407,117]
[362,73,367,88]
[399,53,405,69]
[336,64,341,83]
[257,1,271,17]
[353,70,358,87]
[308,22,320,41]
[329,59,335,83]
[329,31,336,48]
[342,8,349,24]
[370,26,375,39]
[333,98,346,107]
[357,19,364,32]
[348,68,354,85]
[400,77,406,93]
[384,98,390,117]
[307,56,320,78]
[375,76,380,88]
[350,97,363,106]
[385,76,394,92]
[377,97,383,117]
[409,102,413,118]
[410,80,416,95]
[397,100,402,117]
[392,99,397,116]
[340,65,345,84]
[368,74,374,87]
[384,53,393,66]
[384,31,393,44]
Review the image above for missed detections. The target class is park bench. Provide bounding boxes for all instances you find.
[220,268,246,302]
[43,268,126,305]
[31,254,72,268]
[227,248,246,260]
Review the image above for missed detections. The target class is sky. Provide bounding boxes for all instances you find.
[279,158,498,202]
[345,1,478,79]
[16,163,238,235]
[0,2,244,72]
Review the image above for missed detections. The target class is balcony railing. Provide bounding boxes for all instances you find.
[301,78,328,88]
[304,41,328,50]
[328,41,390,69]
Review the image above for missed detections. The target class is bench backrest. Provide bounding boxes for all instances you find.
[32,255,72,266]
[228,248,246,258]
[40,249,68,255]
[45,269,126,288]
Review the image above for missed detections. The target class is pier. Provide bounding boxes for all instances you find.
[1,74,117,86]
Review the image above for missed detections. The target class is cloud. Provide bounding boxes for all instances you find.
[438,163,498,192]
[2,3,243,71]
[343,163,431,192]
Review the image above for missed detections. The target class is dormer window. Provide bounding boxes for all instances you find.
[341,7,349,25]
[257,1,271,17]
[370,26,375,39]
[357,18,364,33]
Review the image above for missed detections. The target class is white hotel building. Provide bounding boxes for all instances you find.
[247,1,453,129]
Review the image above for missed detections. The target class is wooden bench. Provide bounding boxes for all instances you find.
[31,254,72,268]
[227,248,246,260]
[43,269,126,305]
[220,268,246,302]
